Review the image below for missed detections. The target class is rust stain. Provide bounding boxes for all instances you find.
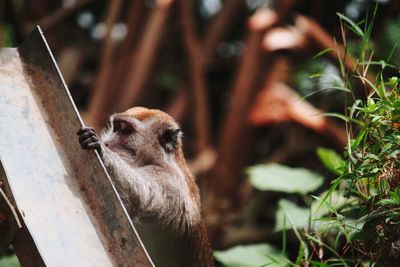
[18,64,149,265]
[0,27,152,266]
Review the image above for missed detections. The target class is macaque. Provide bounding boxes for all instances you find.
[77,107,214,267]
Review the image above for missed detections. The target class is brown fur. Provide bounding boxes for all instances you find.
[78,107,214,267]
[121,107,176,123]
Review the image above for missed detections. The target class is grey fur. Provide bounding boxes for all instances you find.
[98,115,199,230]
[78,108,214,266]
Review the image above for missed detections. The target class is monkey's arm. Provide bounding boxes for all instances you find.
[77,127,183,224]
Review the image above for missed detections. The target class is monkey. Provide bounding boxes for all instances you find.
[77,107,214,267]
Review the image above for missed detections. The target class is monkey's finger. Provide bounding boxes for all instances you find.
[77,126,95,135]
[77,127,86,135]
[87,141,101,150]
[77,127,95,135]
[79,138,91,149]
[79,136,98,146]
[78,131,98,142]
[80,135,97,147]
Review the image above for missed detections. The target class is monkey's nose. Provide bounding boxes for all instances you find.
[105,142,109,147]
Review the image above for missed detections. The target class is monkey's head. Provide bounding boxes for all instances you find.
[101,107,183,166]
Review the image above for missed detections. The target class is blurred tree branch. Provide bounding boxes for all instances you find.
[202,0,245,66]
[166,89,189,123]
[166,0,246,129]
[212,8,279,201]
[115,0,174,112]
[88,0,123,128]
[26,0,100,33]
[178,0,211,151]
[110,0,146,109]
[205,9,280,245]
[294,15,376,93]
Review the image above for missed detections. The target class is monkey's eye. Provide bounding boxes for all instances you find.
[113,119,135,135]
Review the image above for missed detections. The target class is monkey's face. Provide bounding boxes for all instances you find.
[101,108,182,166]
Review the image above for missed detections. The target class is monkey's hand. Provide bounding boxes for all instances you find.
[77,126,103,155]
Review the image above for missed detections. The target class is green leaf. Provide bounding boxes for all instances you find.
[274,199,310,232]
[247,164,324,194]
[356,75,381,97]
[316,147,344,175]
[0,255,20,267]
[311,178,341,217]
[337,13,364,37]
[358,61,397,69]
[388,76,399,87]
[311,190,354,217]
[214,244,288,267]
[376,198,398,207]
[323,112,349,122]
[379,72,388,98]
[389,191,400,204]
[351,129,366,151]
[3,24,15,47]
[323,112,363,125]
[312,48,334,59]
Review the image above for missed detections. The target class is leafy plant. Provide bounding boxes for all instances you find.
[247,164,323,194]
[330,76,400,264]
[216,7,400,267]
[299,7,400,265]
[316,148,344,175]
[0,254,19,267]
[322,8,400,265]
[214,244,288,267]
[216,164,342,267]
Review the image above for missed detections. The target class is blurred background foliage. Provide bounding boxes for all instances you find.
[1,0,400,266]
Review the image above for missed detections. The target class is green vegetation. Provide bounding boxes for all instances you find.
[0,253,19,267]
[2,1,400,266]
[215,9,400,267]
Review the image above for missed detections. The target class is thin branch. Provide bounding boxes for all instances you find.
[188,147,217,176]
[295,15,358,76]
[112,0,145,88]
[117,0,144,58]
[26,0,100,33]
[115,0,174,112]
[168,0,245,142]
[93,0,146,127]
[88,0,123,128]
[213,9,278,197]
[202,0,244,65]
[178,0,211,150]
[295,14,376,93]
[249,81,347,147]
[263,26,307,52]
[166,89,190,124]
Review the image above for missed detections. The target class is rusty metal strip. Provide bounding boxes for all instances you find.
[0,26,153,266]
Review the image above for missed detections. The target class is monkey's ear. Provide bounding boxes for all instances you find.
[160,128,181,152]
